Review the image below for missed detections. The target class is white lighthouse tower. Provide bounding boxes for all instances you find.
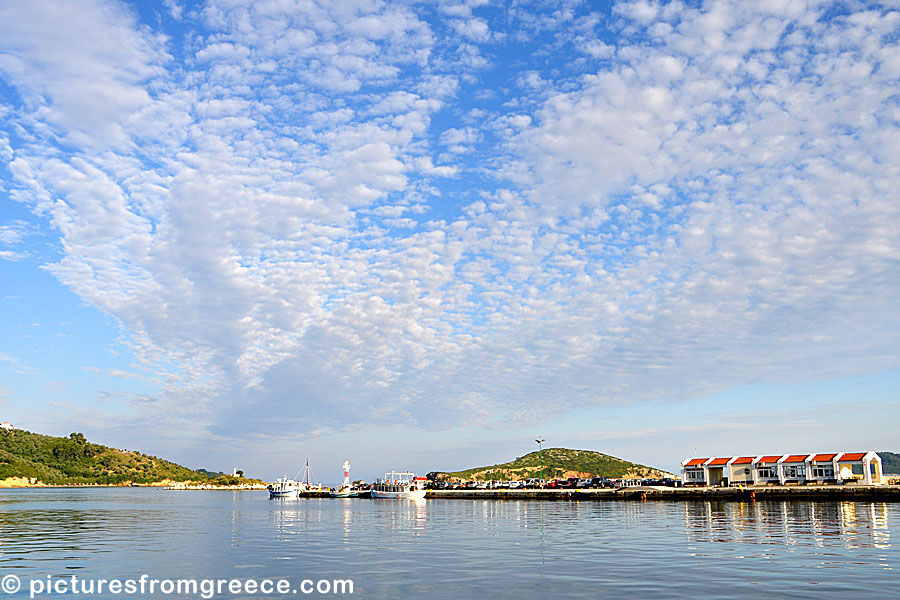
[342,459,351,488]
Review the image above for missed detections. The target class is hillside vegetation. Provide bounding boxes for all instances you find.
[440,448,672,481]
[0,429,237,485]
[879,451,900,475]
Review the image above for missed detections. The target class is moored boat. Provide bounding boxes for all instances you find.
[297,459,322,494]
[267,477,299,498]
[269,459,320,498]
[370,471,427,499]
[328,459,359,498]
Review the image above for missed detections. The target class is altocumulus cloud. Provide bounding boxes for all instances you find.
[1,0,899,439]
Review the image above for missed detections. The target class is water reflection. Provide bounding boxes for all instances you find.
[0,490,207,579]
[683,500,891,550]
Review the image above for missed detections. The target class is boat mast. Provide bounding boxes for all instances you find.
[302,459,319,487]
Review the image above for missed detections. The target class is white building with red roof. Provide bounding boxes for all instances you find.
[681,452,885,486]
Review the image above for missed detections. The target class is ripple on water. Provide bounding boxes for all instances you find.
[0,490,897,599]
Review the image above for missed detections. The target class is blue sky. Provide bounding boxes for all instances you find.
[1,0,899,483]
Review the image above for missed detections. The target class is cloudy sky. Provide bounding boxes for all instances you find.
[1,0,899,480]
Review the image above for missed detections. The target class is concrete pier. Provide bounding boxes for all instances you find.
[426,485,900,501]
[297,490,332,498]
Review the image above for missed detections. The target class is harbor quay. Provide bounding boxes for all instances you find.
[424,485,900,501]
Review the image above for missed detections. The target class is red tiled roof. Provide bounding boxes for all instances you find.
[839,452,867,461]
[685,452,873,466]
[812,453,837,462]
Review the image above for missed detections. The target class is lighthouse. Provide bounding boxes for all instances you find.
[342,460,351,488]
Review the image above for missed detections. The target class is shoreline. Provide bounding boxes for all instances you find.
[426,484,900,501]
[3,481,898,501]
[0,477,267,490]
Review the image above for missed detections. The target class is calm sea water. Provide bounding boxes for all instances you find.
[0,489,897,599]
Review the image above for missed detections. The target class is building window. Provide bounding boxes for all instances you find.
[685,468,704,481]
[812,465,834,478]
[757,467,776,479]
[783,465,806,479]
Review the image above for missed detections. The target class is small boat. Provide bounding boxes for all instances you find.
[267,477,300,498]
[298,459,321,494]
[269,459,320,498]
[370,471,427,499]
[329,459,361,498]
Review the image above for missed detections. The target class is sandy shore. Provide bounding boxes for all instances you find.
[0,477,50,488]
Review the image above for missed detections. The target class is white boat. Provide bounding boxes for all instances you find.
[329,459,362,498]
[370,471,427,499]
[267,477,300,498]
[268,459,320,498]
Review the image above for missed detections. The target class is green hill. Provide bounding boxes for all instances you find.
[0,429,239,485]
[439,448,672,481]
[879,451,900,475]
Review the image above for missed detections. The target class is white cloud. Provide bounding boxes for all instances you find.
[439,127,479,147]
[0,219,36,261]
[0,0,898,449]
[0,0,174,151]
[614,0,660,25]
[454,17,490,42]
[0,221,27,245]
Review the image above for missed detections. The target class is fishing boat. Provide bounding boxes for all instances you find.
[267,477,299,498]
[268,459,321,498]
[370,471,427,499]
[298,459,322,494]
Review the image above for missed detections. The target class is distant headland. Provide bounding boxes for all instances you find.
[0,427,263,488]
